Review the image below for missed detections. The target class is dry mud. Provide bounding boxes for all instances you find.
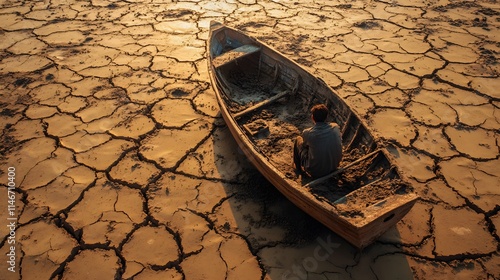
[0,0,499,279]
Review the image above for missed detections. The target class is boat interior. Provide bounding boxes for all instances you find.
[210,28,403,204]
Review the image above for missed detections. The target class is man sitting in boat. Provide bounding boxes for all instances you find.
[293,104,343,178]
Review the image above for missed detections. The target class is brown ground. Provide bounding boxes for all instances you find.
[0,0,499,279]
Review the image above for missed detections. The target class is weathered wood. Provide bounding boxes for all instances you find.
[234,75,300,119]
[333,178,383,204]
[345,123,362,150]
[304,149,382,188]
[341,112,353,136]
[234,90,289,119]
[213,44,260,68]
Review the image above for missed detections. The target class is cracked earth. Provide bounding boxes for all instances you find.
[0,0,499,279]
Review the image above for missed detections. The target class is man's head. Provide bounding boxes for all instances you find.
[311,104,328,123]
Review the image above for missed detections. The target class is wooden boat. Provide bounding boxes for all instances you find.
[207,21,418,248]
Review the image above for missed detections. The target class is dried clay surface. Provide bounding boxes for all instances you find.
[0,0,499,279]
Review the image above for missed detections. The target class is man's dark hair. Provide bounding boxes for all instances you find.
[311,104,328,122]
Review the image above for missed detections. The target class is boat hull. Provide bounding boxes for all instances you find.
[207,21,418,248]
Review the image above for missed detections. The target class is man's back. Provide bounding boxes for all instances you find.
[301,122,342,178]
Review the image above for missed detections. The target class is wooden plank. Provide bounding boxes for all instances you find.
[333,178,383,204]
[213,45,260,68]
[341,112,353,136]
[304,149,382,188]
[234,90,289,119]
[345,123,362,150]
[233,75,299,119]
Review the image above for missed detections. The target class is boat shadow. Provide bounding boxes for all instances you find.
[211,125,415,279]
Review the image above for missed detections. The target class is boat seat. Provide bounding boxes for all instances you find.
[213,44,260,68]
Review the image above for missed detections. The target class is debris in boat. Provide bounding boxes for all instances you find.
[243,119,270,137]
[333,179,415,219]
